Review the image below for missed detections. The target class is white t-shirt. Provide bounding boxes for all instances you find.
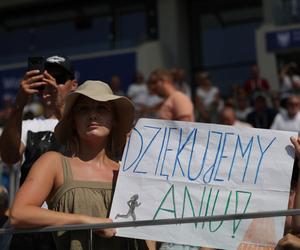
[236,107,253,122]
[195,86,219,108]
[271,111,300,132]
[281,75,300,92]
[127,83,149,107]
[127,83,162,111]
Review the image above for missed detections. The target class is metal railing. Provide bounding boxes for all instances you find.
[1,208,300,249]
[1,209,300,234]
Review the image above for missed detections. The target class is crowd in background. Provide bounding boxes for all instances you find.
[111,62,300,131]
[1,62,300,130]
[1,62,300,190]
[108,62,300,131]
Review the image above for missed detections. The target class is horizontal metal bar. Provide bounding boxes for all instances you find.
[2,209,300,235]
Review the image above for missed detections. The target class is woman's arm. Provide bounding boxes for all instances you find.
[11,152,80,227]
[10,152,113,230]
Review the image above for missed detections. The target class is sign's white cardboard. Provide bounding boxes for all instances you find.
[110,118,297,249]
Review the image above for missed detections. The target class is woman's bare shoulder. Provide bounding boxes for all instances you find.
[32,151,65,171]
[25,152,64,184]
[38,151,64,160]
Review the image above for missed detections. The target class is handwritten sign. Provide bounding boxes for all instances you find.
[110,118,297,249]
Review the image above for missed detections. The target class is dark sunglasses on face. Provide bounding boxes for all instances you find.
[46,66,73,85]
[51,73,70,85]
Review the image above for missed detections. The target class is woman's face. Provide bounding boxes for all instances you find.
[73,96,114,141]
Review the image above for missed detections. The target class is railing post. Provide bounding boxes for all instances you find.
[9,163,20,207]
[88,229,93,250]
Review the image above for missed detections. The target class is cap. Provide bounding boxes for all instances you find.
[45,55,75,78]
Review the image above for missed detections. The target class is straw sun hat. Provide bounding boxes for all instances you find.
[54,80,135,160]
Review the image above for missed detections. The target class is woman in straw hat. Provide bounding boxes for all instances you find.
[10,80,147,250]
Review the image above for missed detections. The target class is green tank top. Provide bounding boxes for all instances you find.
[48,156,142,250]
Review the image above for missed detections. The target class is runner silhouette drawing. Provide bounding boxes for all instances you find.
[115,194,141,221]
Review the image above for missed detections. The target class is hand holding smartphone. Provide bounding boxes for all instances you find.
[27,57,45,91]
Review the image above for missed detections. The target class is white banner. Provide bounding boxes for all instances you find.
[110,118,297,249]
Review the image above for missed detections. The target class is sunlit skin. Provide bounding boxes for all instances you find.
[73,96,113,144]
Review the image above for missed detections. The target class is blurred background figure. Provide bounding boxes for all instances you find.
[110,75,125,95]
[219,106,252,128]
[246,93,277,129]
[270,90,285,114]
[143,89,163,119]
[127,71,148,119]
[171,67,191,98]
[279,62,300,94]
[127,71,163,120]
[271,95,300,131]
[194,71,223,123]
[243,64,270,97]
[234,88,253,122]
[148,68,194,122]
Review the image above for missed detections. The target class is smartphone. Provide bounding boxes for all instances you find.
[27,57,45,90]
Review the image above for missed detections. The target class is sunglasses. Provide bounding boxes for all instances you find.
[46,66,73,85]
[51,72,70,85]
